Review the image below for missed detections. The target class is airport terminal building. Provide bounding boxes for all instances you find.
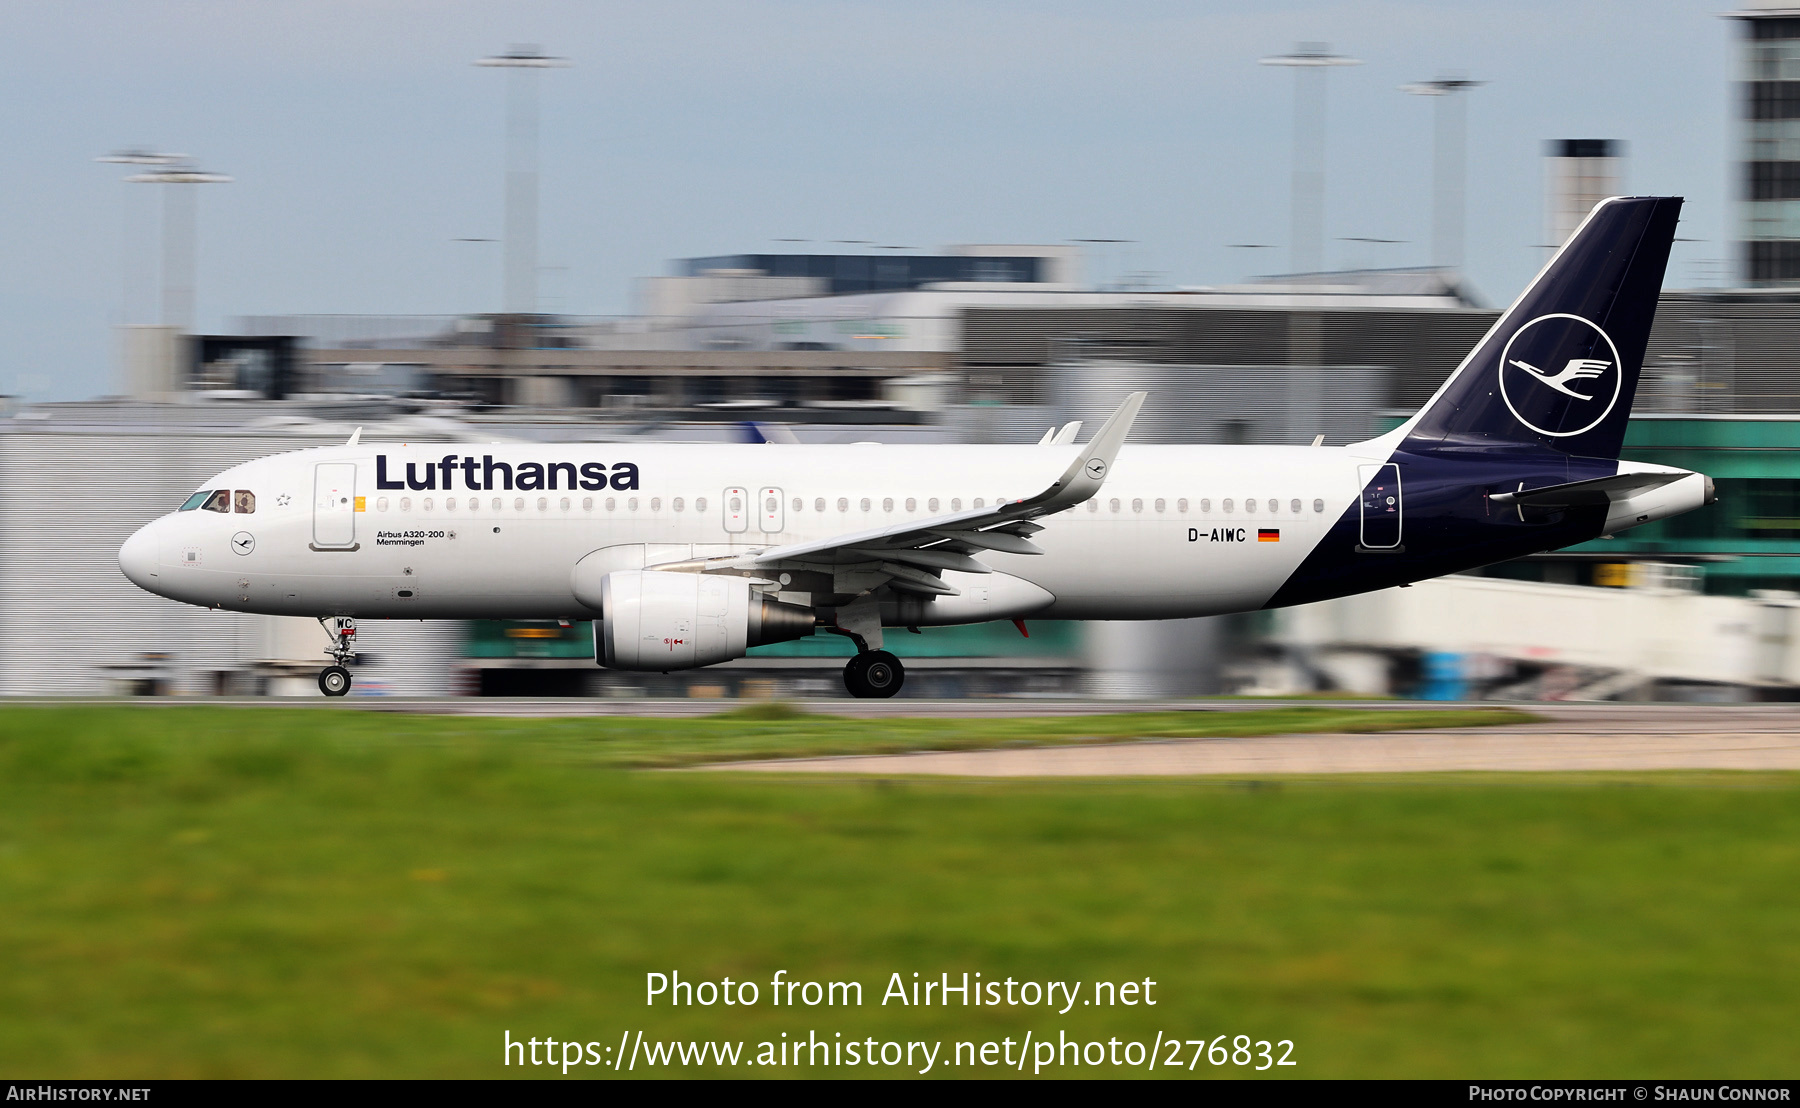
[20,241,1800,702]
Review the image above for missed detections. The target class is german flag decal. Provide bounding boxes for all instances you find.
[1258,528,1280,542]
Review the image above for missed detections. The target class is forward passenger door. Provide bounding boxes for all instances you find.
[313,463,358,549]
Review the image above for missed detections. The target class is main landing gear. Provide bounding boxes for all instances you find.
[844,650,904,699]
[317,617,357,698]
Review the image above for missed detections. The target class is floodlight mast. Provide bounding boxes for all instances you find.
[97,150,187,325]
[1403,77,1485,274]
[105,153,232,331]
[97,149,189,165]
[1260,43,1361,275]
[475,45,570,315]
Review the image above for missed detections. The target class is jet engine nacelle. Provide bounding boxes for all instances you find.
[597,570,815,671]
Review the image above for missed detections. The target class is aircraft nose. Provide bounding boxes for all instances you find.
[119,521,162,591]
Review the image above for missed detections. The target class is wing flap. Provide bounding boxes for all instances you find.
[877,561,962,595]
[926,528,1044,555]
[844,546,991,574]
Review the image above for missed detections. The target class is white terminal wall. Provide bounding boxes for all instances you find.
[0,425,462,696]
[1273,574,1800,687]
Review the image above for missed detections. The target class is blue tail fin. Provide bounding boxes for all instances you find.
[1399,195,1681,460]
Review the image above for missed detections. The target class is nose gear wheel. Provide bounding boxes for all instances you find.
[319,665,352,697]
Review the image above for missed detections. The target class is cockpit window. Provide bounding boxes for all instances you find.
[179,491,212,512]
[233,490,256,514]
[201,490,231,514]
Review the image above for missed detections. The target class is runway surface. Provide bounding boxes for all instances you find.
[707,703,1800,776]
[13,696,1500,718]
[22,698,1800,775]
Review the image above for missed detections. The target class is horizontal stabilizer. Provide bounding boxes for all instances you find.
[1489,472,1685,508]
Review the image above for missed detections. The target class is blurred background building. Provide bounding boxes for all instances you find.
[1735,1,1800,285]
[23,252,1800,702]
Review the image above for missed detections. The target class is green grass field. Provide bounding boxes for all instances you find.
[1,705,1796,1078]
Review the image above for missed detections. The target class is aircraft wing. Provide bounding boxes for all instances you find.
[1489,471,1685,508]
[659,392,1145,597]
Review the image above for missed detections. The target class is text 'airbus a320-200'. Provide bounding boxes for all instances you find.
[120,197,1712,697]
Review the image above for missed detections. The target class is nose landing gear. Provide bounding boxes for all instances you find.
[844,650,904,698]
[316,617,358,697]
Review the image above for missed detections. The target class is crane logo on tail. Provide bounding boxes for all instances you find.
[1507,357,1611,400]
[1497,313,1624,439]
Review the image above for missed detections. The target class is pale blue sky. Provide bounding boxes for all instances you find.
[0,0,1735,400]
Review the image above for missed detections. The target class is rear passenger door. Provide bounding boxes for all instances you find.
[1357,463,1402,549]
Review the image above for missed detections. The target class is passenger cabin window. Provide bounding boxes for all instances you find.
[233,490,256,514]
[179,491,212,512]
[201,490,230,514]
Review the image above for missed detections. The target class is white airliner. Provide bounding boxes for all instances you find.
[120,197,1713,697]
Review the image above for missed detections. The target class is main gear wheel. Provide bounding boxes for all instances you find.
[843,650,904,698]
